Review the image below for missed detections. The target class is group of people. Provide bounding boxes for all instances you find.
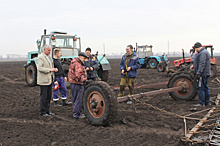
[36,42,211,118]
[37,45,98,118]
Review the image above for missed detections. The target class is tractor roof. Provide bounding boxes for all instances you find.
[50,31,67,35]
[202,44,213,47]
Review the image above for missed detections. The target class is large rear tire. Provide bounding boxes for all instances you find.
[148,59,158,69]
[25,63,37,87]
[97,69,108,82]
[168,72,197,100]
[83,81,117,126]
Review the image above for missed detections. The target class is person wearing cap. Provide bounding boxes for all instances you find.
[191,42,211,107]
[84,47,98,81]
[37,45,58,116]
[118,45,141,104]
[68,52,88,119]
[52,48,72,106]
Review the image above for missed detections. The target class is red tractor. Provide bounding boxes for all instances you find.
[171,45,217,77]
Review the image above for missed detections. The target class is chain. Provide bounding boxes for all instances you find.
[135,98,184,118]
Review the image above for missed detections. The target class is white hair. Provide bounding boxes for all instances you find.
[44,44,52,50]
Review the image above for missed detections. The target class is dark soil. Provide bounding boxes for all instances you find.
[0,57,219,145]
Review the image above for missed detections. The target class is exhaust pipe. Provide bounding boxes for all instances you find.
[44,29,47,35]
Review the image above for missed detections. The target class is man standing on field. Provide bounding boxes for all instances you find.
[37,45,58,116]
[118,45,141,104]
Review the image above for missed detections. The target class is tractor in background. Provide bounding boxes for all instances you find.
[24,29,111,87]
[135,43,169,72]
[171,45,217,77]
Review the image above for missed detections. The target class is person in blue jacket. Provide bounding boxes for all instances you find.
[84,48,98,81]
[118,45,141,99]
[191,42,211,107]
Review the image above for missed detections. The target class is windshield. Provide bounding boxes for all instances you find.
[55,36,74,48]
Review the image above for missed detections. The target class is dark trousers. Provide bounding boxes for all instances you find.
[40,84,52,115]
[197,76,210,105]
[70,83,84,118]
[52,77,67,101]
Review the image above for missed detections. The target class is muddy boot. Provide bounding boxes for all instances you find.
[118,85,125,97]
[62,99,72,106]
[128,85,134,96]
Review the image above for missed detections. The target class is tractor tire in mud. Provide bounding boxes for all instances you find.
[157,63,166,72]
[25,63,37,87]
[83,81,118,126]
[97,69,108,82]
[148,59,158,69]
[168,72,197,100]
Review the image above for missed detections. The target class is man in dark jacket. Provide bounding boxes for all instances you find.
[192,42,211,107]
[118,45,141,101]
[52,49,72,106]
[84,47,98,81]
[68,52,88,119]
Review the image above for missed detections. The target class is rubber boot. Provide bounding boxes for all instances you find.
[118,85,125,97]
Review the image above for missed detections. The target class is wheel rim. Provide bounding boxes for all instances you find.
[151,62,155,67]
[87,91,105,118]
[173,77,193,97]
[158,65,162,71]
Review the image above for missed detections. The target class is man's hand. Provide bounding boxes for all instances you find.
[127,67,131,71]
[121,70,125,74]
[90,67,93,71]
[64,77,67,82]
[190,65,193,70]
[51,68,58,72]
[86,67,90,71]
[195,74,200,80]
[54,81,58,85]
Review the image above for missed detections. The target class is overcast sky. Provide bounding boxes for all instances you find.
[0,0,220,57]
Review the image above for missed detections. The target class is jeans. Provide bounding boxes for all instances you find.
[196,76,210,105]
[52,77,67,101]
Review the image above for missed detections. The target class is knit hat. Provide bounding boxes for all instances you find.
[78,52,89,58]
[193,42,202,49]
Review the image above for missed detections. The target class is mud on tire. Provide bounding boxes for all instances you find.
[167,72,197,100]
[25,63,37,87]
[83,81,117,126]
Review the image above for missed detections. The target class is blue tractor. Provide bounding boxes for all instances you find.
[135,43,169,72]
[24,29,111,87]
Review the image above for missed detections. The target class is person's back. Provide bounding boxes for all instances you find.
[193,47,210,77]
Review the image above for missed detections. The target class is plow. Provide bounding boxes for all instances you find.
[82,72,220,145]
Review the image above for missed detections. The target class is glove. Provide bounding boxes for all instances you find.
[195,74,200,80]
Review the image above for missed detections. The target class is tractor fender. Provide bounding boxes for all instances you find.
[97,56,112,71]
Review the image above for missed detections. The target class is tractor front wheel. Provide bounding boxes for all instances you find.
[25,63,37,87]
[157,63,166,72]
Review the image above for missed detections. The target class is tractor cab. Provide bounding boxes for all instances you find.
[37,30,81,58]
[203,45,217,65]
[135,45,153,58]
